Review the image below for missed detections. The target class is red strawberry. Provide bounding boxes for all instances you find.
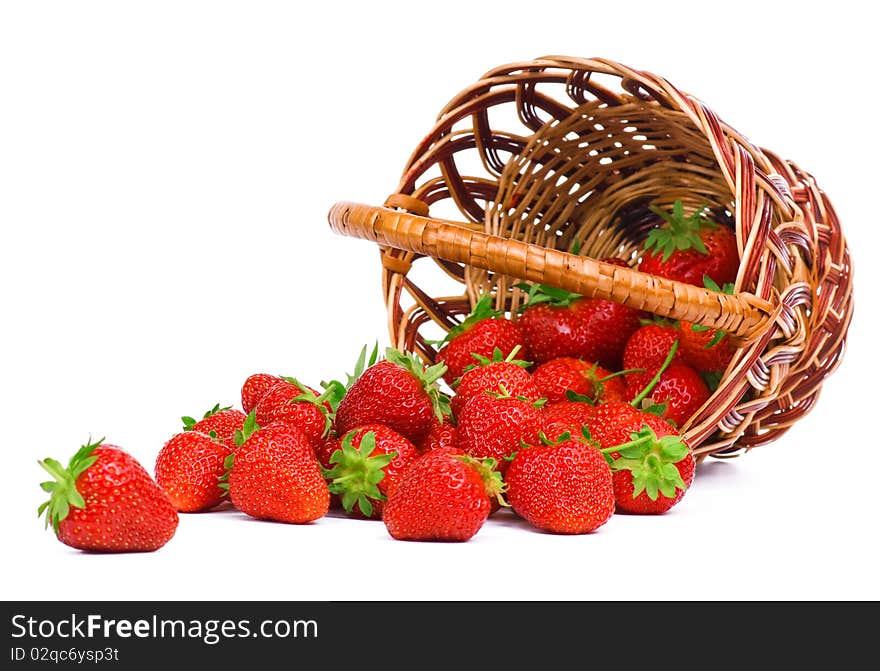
[680,323,735,373]
[155,431,231,512]
[517,263,640,369]
[587,404,694,514]
[506,435,615,534]
[638,200,739,287]
[321,425,419,519]
[456,387,543,474]
[383,451,504,542]
[181,403,247,449]
[241,373,284,413]
[531,357,627,405]
[622,322,683,395]
[335,348,451,445]
[418,416,459,453]
[435,294,527,385]
[679,277,737,373]
[254,378,331,447]
[38,438,178,552]
[541,400,596,441]
[227,420,329,524]
[516,284,594,365]
[637,361,710,427]
[571,258,641,369]
[449,346,540,420]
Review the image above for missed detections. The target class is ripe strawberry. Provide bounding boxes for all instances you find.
[254,378,332,447]
[638,199,739,287]
[321,425,419,519]
[638,361,710,427]
[383,451,504,542]
[531,357,627,405]
[241,373,284,413]
[154,430,231,512]
[571,258,641,369]
[622,322,683,395]
[335,347,451,445]
[227,420,329,524]
[587,404,694,514]
[435,294,527,385]
[181,403,247,449]
[679,277,737,373]
[516,261,640,369]
[456,387,544,474]
[449,346,540,420]
[541,400,596,441]
[418,416,458,453]
[506,435,615,534]
[38,438,178,552]
[515,283,594,365]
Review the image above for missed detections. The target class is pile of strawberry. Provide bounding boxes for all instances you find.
[38,200,740,550]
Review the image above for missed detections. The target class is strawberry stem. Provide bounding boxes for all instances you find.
[630,339,679,408]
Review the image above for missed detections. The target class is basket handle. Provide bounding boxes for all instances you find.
[328,201,774,341]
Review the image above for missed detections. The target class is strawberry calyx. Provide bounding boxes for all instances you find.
[384,347,452,422]
[458,345,532,379]
[454,454,508,508]
[37,437,103,533]
[233,410,260,448]
[437,294,504,345]
[182,403,233,431]
[645,199,715,262]
[322,431,397,517]
[514,282,582,309]
[600,426,690,500]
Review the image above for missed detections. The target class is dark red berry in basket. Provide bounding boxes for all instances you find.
[587,406,694,515]
[155,430,231,512]
[227,421,329,524]
[383,451,504,542]
[571,257,641,369]
[516,284,594,365]
[506,434,615,534]
[516,265,640,369]
[456,387,543,474]
[181,403,246,450]
[435,294,527,385]
[449,346,540,420]
[622,322,683,395]
[335,347,450,445]
[321,425,419,520]
[638,200,739,287]
[532,357,627,405]
[241,373,284,414]
[633,361,710,428]
[39,438,178,552]
[679,277,738,373]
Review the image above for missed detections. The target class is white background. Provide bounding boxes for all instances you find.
[1,1,877,601]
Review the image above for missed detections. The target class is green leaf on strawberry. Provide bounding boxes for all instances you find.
[37,437,103,532]
[323,431,397,518]
[601,426,689,500]
[645,200,714,262]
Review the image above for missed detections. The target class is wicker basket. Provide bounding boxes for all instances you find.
[327,55,853,459]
